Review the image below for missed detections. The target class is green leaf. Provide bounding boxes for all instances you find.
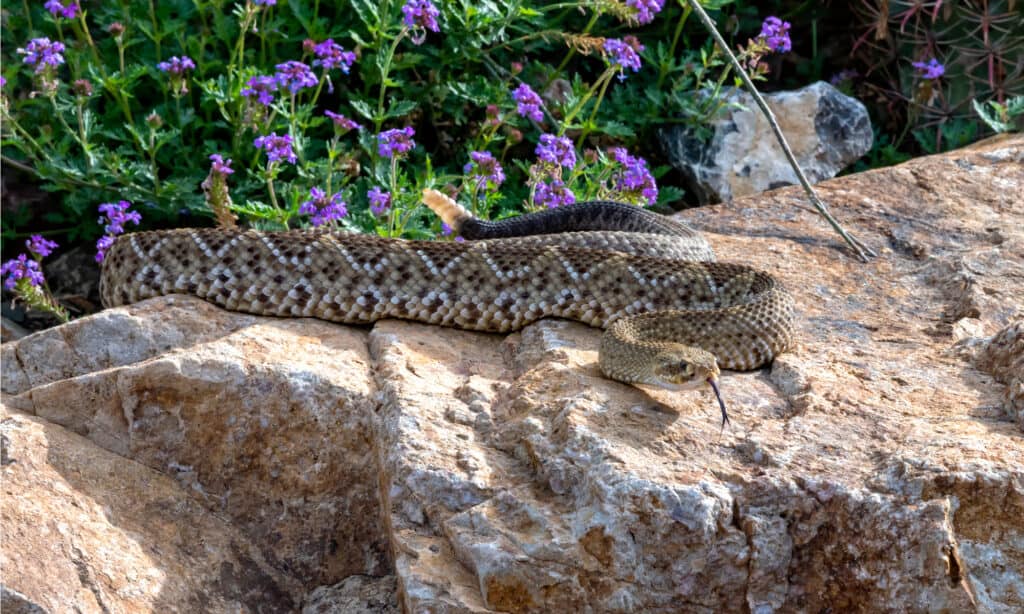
[385,100,418,119]
[972,99,1013,133]
[350,99,376,121]
[656,186,686,207]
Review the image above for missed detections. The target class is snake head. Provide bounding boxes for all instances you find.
[650,347,730,426]
[650,346,720,390]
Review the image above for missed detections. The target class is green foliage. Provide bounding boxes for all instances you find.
[973,96,1024,134]
[2,0,787,253]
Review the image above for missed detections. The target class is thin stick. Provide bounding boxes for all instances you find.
[686,0,876,262]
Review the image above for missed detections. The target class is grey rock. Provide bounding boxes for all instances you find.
[302,575,399,614]
[658,81,873,204]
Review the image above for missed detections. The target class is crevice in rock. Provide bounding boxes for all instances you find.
[70,545,112,614]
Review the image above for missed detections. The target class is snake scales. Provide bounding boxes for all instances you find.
[100,190,795,421]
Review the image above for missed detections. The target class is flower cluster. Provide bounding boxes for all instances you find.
[513,83,544,122]
[604,36,644,77]
[202,155,237,227]
[758,17,792,53]
[402,0,440,44]
[274,61,318,94]
[19,37,65,74]
[368,187,392,215]
[1,255,45,290]
[95,201,142,262]
[209,154,234,177]
[325,110,361,132]
[254,132,297,164]
[27,234,59,257]
[44,0,79,19]
[534,179,576,209]
[536,134,576,169]
[313,39,356,73]
[377,126,416,158]
[158,56,196,96]
[464,151,505,190]
[624,0,663,25]
[157,56,196,76]
[912,58,945,80]
[300,188,348,226]
[242,75,278,106]
[609,147,657,206]
[2,234,56,290]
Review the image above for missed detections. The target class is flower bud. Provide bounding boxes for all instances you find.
[107,22,125,37]
[145,111,163,129]
[72,79,93,97]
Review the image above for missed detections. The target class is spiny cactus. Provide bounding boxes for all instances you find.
[850,0,1023,151]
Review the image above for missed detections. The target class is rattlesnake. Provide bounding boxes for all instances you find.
[100,190,796,423]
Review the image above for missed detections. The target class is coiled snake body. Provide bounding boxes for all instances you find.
[101,191,795,420]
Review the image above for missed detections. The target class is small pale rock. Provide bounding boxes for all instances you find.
[658,81,873,204]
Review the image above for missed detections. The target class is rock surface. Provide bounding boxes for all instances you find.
[659,81,874,204]
[2,135,1022,612]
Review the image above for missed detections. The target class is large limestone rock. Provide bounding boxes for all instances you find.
[2,135,1022,612]
[659,81,874,204]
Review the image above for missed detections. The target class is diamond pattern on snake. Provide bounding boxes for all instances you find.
[100,189,796,423]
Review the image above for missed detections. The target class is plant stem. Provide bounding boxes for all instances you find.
[577,69,614,147]
[387,155,398,237]
[543,10,601,91]
[559,68,615,134]
[658,3,693,89]
[686,0,875,261]
[375,29,407,133]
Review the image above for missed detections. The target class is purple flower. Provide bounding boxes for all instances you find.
[95,200,141,262]
[535,179,576,209]
[624,0,663,25]
[209,154,234,176]
[313,39,357,73]
[95,235,116,262]
[44,0,79,19]
[19,38,66,73]
[324,110,361,132]
[368,187,391,215]
[759,16,792,53]
[463,151,505,190]
[402,0,440,44]
[377,126,416,158]
[98,200,142,235]
[254,132,297,164]
[1,254,45,290]
[274,61,318,94]
[536,134,576,169]
[26,235,58,258]
[242,75,278,106]
[912,58,945,80]
[512,83,544,122]
[0,76,6,88]
[157,56,196,76]
[604,36,644,76]
[254,0,276,5]
[441,222,465,242]
[610,147,658,206]
[300,187,348,226]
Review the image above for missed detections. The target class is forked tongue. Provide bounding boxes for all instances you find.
[708,377,729,428]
